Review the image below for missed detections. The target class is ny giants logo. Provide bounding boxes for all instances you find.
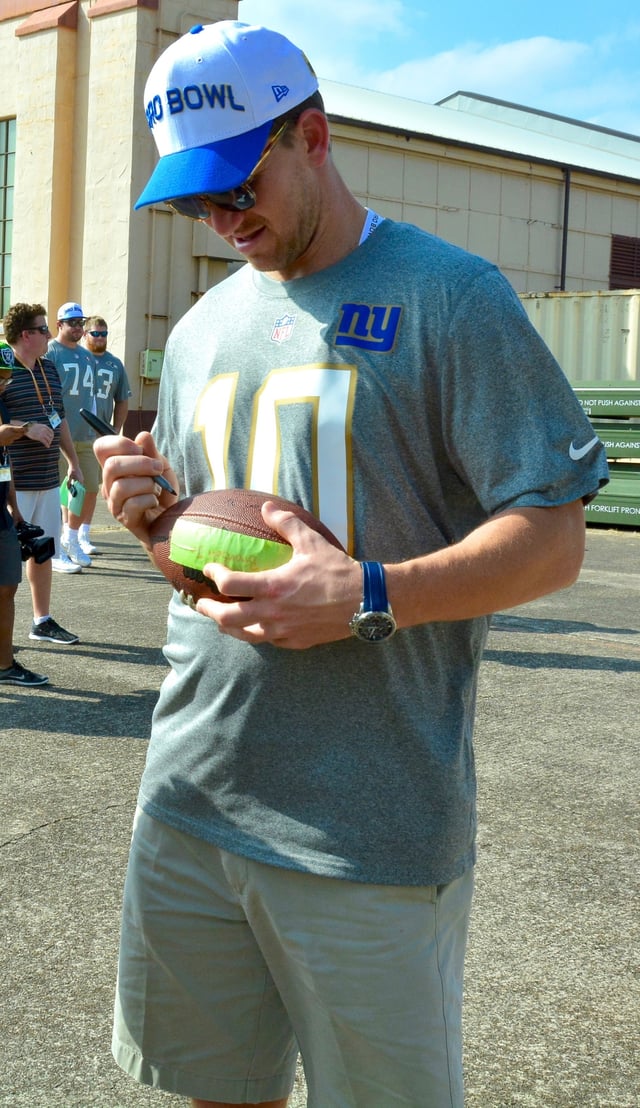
[335,303,402,352]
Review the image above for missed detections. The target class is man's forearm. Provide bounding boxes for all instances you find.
[386,501,586,628]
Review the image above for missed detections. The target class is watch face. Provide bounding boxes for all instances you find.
[350,610,397,643]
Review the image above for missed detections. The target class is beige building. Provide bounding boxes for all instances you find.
[2,0,640,427]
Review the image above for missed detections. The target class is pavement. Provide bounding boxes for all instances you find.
[1,502,639,1108]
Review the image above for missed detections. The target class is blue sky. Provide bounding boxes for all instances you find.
[238,0,640,137]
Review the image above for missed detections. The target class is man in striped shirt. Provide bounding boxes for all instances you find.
[0,361,49,686]
[1,304,82,645]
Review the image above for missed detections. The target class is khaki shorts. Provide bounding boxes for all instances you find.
[112,808,473,1106]
[58,441,101,494]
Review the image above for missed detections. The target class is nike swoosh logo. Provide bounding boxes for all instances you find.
[569,435,600,461]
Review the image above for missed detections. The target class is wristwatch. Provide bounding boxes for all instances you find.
[349,561,397,643]
[21,422,33,435]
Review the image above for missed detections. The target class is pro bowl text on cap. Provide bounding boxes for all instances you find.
[57,302,85,321]
[135,20,318,210]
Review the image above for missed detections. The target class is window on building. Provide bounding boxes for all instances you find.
[0,118,15,317]
[610,234,640,290]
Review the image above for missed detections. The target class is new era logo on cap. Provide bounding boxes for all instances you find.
[135,20,318,210]
[272,85,290,103]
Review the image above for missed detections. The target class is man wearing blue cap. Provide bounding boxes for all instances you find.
[98,21,608,1108]
[48,302,98,569]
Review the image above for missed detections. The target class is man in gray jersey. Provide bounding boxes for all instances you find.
[48,301,98,569]
[97,21,608,1108]
[79,316,132,554]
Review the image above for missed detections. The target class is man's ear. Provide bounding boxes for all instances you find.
[297,109,331,168]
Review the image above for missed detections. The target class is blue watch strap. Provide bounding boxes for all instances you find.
[361,561,389,613]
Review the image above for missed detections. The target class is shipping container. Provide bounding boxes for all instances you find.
[573,382,640,529]
[519,290,640,384]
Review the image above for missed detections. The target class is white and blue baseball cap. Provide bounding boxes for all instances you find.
[135,21,319,210]
[57,302,85,321]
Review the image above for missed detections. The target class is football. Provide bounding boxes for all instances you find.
[148,488,344,606]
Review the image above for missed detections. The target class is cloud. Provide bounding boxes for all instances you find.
[365,37,589,105]
[236,4,640,135]
[340,32,640,136]
[238,0,418,63]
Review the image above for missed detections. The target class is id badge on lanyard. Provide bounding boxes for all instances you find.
[22,360,62,431]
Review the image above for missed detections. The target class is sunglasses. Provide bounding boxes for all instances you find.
[26,325,50,334]
[64,318,86,326]
[88,330,108,338]
[166,121,289,220]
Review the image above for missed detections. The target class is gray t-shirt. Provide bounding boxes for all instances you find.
[93,350,132,425]
[141,220,608,886]
[47,339,97,442]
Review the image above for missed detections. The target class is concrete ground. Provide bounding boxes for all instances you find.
[1,506,638,1108]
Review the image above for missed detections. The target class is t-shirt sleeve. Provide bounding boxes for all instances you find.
[440,268,609,514]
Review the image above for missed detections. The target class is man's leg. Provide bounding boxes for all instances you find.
[25,557,52,620]
[16,489,79,641]
[17,489,58,615]
[68,490,97,532]
[112,811,298,1104]
[0,583,17,667]
[237,860,475,1108]
[80,490,98,528]
[66,442,100,560]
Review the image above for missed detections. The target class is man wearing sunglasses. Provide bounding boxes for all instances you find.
[97,21,608,1108]
[0,351,49,686]
[47,302,99,569]
[1,305,81,645]
[78,316,132,555]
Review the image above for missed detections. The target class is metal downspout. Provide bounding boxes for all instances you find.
[558,167,571,290]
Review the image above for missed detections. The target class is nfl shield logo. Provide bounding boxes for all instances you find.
[1,344,14,367]
[271,314,296,343]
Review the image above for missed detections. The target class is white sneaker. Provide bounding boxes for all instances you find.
[62,534,92,568]
[79,535,98,555]
[52,552,82,574]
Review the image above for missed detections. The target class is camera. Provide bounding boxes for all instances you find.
[15,520,55,564]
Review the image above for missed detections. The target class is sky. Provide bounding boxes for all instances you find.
[238,0,640,138]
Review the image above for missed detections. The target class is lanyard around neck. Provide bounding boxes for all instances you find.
[359,208,385,245]
[18,358,54,410]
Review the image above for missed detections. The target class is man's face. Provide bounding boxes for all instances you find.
[200,116,323,281]
[84,325,108,355]
[24,315,51,358]
[58,317,85,346]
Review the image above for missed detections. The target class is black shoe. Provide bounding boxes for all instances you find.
[0,661,49,687]
[29,618,79,645]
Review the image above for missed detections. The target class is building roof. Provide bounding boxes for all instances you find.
[319,80,640,185]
